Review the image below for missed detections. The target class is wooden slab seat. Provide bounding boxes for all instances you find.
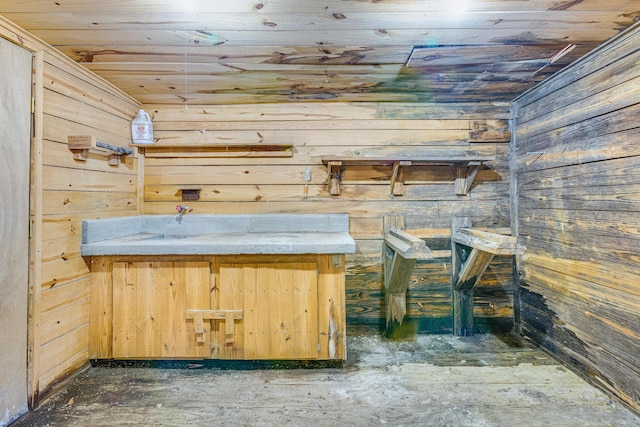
[383,217,433,337]
[451,217,524,336]
[321,156,495,196]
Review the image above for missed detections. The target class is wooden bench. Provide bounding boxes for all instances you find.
[383,217,433,336]
[451,217,524,336]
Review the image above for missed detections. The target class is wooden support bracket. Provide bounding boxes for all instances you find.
[390,160,411,196]
[327,161,343,196]
[454,162,483,196]
[450,217,523,336]
[383,216,433,337]
[68,135,134,166]
[186,309,243,344]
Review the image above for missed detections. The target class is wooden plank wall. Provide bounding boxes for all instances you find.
[513,24,640,413]
[143,102,514,334]
[36,53,139,397]
[0,16,141,405]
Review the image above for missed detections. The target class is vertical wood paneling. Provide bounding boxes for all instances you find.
[317,254,346,360]
[112,261,211,358]
[217,260,319,360]
[144,102,513,333]
[0,35,32,424]
[513,24,640,414]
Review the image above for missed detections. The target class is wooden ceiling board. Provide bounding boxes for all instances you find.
[5,11,637,31]
[3,0,640,13]
[23,28,621,47]
[58,45,413,65]
[1,0,639,104]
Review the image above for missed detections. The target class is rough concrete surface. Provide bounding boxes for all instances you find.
[10,333,640,427]
[81,214,355,256]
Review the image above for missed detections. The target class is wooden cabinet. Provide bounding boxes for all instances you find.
[90,254,346,361]
[215,259,318,360]
[111,261,212,359]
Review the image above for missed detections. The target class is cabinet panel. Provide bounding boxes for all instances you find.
[216,262,318,360]
[112,261,211,358]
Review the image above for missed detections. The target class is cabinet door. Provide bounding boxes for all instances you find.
[216,262,318,360]
[112,261,211,358]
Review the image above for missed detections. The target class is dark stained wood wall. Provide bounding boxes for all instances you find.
[513,24,640,413]
[143,102,514,334]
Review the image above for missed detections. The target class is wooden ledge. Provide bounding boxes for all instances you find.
[321,156,494,196]
[321,156,495,167]
[452,228,523,256]
[139,143,293,158]
[68,135,133,166]
[385,228,433,260]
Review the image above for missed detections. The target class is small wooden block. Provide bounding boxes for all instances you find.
[68,135,96,150]
[225,311,235,343]
[107,154,121,166]
[327,161,342,196]
[193,312,206,343]
[72,149,89,161]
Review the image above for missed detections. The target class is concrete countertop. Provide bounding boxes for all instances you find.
[81,214,356,256]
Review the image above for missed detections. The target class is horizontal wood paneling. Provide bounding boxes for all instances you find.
[513,24,640,414]
[29,39,141,400]
[144,102,513,334]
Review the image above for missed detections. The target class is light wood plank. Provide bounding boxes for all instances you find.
[4,0,639,14]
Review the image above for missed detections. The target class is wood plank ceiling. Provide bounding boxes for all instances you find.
[1,0,639,104]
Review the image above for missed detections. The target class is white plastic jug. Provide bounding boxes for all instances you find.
[131,109,153,145]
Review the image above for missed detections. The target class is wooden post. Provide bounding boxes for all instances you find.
[384,245,418,337]
[451,216,474,336]
[383,215,433,337]
[509,103,522,334]
[451,217,523,336]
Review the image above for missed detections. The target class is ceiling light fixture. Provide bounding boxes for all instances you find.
[447,0,470,16]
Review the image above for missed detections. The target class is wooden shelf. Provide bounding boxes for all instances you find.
[136,143,293,158]
[68,135,133,166]
[321,156,494,196]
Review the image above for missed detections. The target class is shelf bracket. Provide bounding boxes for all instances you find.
[390,160,411,196]
[68,135,134,166]
[454,162,483,196]
[327,161,343,196]
[322,156,494,197]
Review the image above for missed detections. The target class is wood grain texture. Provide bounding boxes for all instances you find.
[144,102,514,333]
[513,23,640,414]
[3,1,638,104]
[111,261,212,358]
[7,22,142,403]
[0,35,32,423]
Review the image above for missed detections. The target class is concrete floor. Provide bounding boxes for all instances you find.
[11,332,640,427]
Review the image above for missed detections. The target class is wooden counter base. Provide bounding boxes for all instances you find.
[88,254,346,361]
